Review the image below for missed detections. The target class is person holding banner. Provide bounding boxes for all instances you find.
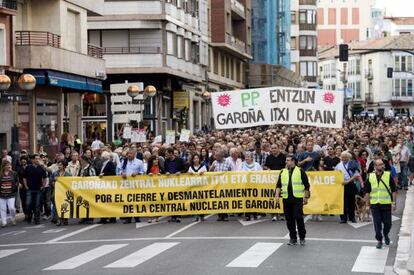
[276,155,310,246]
[188,154,207,222]
[118,149,145,224]
[364,158,397,249]
[242,152,262,221]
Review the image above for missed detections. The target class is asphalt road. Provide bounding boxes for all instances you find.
[0,192,406,275]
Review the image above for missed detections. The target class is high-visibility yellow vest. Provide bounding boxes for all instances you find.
[369,171,392,204]
[280,166,304,199]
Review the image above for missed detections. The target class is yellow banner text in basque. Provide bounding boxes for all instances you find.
[55,171,344,218]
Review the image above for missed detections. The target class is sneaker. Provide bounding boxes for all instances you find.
[300,239,306,246]
[376,241,382,249]
[272,216,277,222]
[1,223,6,228]
[384,236,390,245]
[12,218,16,226]
[316,215,323,222]
[287,239,297,246]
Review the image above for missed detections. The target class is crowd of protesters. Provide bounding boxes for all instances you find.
[0,116,413,227]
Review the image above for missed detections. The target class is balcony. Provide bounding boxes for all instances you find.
[0,0,17,15]
[16,31,61,48]
[103,47,161,54]
[15,31,105,79]
[299,23,317,31]
[299,0,317,5]
[303,76,317,83]
[230,0,245,20]
[300,49,317,57]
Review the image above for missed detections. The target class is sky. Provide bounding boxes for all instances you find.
[376,0,414,17]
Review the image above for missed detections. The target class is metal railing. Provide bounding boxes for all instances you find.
[299,23,317,31]
[299,0,317,5]
[0,0,17,10]
[15,31,61,48]
[103,47,161,54]
[87,44,103,59]
[300,49,317,57]
[225,33,246,53]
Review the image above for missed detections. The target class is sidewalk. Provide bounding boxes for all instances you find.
[394,187,414,275]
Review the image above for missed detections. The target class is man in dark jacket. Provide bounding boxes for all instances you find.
[98,151,117,224]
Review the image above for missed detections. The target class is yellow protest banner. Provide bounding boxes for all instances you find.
[55,171,344,218]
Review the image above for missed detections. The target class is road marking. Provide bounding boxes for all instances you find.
[105,242,179,268]
[46,224,102,243]
[238,218,270,226]
[352,246,389,273]
[43,244,128,270]
[348,221,372,229]
[226,242,283,268]
[164,214,213,238]
[392,215,400,221]
[136,216,167,229]
[42,229,67,234]
[0,230,26,236]
[24,225,45,229]
[0,248,27,259]
[0,236,379,248]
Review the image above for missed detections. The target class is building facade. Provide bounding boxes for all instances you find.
[88,0,212,137]
[0,0,106,154]
[318,35,414,117]
[291,0,318,88]
[207,0,252,92]
[317,0,376,46]
[0,0,17,150]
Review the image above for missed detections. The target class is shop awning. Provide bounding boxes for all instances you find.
[24,69,103,93]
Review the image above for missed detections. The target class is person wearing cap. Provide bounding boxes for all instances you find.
[276,154,310,246]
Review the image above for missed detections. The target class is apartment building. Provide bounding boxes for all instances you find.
[318,35,414,117]
[0,0,106,154]
[88,0,210,136]
[317,0,376,46]
[291,0,318,88]
[207,0,252,92]
[0,0,17,149]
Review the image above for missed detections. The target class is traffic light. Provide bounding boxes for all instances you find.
[387,67,393,78]
[339,44,349,62]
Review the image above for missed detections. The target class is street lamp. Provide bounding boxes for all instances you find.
[127,84,157,133]
[0,73,36,166]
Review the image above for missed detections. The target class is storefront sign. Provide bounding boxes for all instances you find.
[173,91,189,109]
[211,87,344,129]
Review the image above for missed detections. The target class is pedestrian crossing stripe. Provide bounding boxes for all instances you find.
[6,242,390,272]
[43,244,128,270]
[105,242,179,268]
[0,249,27,259]
[226,242,283,268]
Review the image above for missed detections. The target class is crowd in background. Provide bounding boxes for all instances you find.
[0,117,413,227]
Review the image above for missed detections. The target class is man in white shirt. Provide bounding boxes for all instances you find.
[226,147,243,171]
[91,138,101,151]
[396,137,411,190]
[117,149,145,224]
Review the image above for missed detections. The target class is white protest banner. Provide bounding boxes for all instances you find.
[123,126,132,139]
[154,135,162,143]
[179,129,190,142]
[130,129,139,143]
[137,129,147,143]
[166,130,176,144]
[211,87,344,129]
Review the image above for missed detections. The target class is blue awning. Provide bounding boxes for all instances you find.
[24,69,103,93]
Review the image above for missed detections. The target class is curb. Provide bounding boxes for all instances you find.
[394,187,414,275]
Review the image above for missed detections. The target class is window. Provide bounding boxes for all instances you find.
[394,79,400,96]
[356,59,361,74]
[177,36,184,58]
[299,10,307,24]
[395,56,401,71]
[300,61,317,76]
[0,27,5,66]
[408,79,413,96]
[299,10,316,24]
[408,56,413,72]
[185,39,191,60]
[83,93,107,117]
[401,79,407,96]
[299,36,316,50]
[167,32,174,55]
[402,56,406,72]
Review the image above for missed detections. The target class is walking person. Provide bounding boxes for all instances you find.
[364,158,397,249]
[275,155,310,246]
[241,151,262,221]
[50,160,71,225]
[0,161,19,227]
[23,154,47,224]
[98,151,117,224]
[78,156,96,224]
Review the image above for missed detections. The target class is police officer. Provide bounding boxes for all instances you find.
[364,158,397,249]
[276,155,310,246]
